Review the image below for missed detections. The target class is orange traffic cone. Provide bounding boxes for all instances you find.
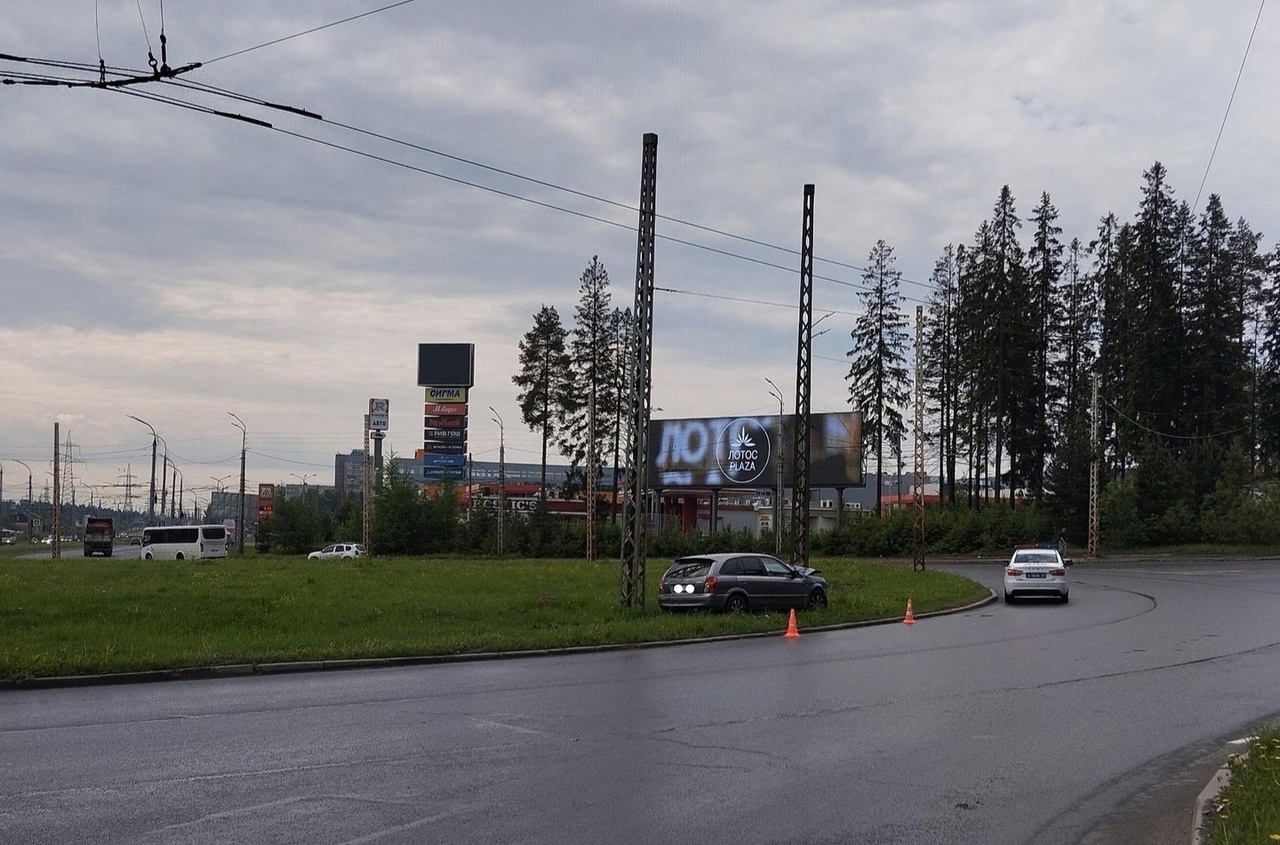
[784,608,801,638]
[903,597,916,625]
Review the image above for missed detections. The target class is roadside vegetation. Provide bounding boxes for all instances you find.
[254,463,1280,561]
[1205,726,1280,845]
[0,556,986,680]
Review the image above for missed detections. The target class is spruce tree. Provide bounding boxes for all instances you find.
[1184,194,1245,440]
[1133,162,1186,443]
[1044,238,1098,533]
[955,230,997,506]
[986,186,1033,506]
[846,240,911,515]
[1230,217,1266,463]
[559,256,617,484]
[1258,244,1280,469]
[1026,191,1064,501]
[923,244,961,503]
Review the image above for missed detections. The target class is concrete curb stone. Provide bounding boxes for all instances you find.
[1190,762,1231,845]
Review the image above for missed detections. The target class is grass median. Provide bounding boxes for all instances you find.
[0,556,989,680]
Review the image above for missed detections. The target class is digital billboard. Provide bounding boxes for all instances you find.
[648,412,862,489]
[417,343,475,388]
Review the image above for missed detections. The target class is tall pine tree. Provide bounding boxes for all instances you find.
[1026,191,1064,501]
[923,244,961,503]
[846,240,911,515]
[559,256,619,488]
[512,305,572,500]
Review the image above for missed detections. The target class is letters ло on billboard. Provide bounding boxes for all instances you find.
[647,412,862,488]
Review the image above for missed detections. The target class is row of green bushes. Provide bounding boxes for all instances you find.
[259,457,1280,559]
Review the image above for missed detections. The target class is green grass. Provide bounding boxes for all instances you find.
[1206,727,1280,845]
[0,556,987,679]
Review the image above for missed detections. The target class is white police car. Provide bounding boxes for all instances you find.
[1003,547,1072,603]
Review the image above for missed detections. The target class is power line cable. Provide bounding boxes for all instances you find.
[134,0,154,56]
[202,0,424,66]
[3,48,934,303]
[175,76,938,291]
[169,88,934,305]
[1192,0,1267,212]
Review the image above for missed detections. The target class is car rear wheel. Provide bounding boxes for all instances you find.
[1060,592,1070,604]
[1003,591,1014,604]
[724,593,749,613]
[807,588,828,610]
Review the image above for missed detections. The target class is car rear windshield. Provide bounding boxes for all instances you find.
[667,559,713,579]
[1016,552,1058,564]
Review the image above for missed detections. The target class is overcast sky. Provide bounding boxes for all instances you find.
[2,0,1276,511]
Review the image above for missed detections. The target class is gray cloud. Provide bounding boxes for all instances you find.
[3,0,1277,502]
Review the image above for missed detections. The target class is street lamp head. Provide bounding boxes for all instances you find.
[127,415,157,437]
[765,377,785,412]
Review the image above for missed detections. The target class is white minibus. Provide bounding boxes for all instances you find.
[139,525,228,560]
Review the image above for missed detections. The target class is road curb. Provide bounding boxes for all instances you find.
[1187,768,1228,845]
[1190,755,1237,845]
[0,589,999,691]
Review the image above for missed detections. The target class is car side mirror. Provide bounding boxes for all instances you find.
[1063,559,1074,567]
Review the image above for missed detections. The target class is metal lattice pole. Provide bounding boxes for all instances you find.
[621,132,658,608]
[1088,374,1100,557]
[586,390,597,561]
[913,306,926,572]
[791,184,814,567]
[52,423,62,560]
[363,415,372,555]
[498,422,506,557]
[765,377,785,556]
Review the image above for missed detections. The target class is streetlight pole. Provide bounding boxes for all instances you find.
[173,467,184,522]
[157,435,171,519]
[765,378,786,556]
[209,474,232,524]
[127,415,158,524]
[290,473,315,490]
[229,412,247,555]
[163,456,176,520]
[489,407,505,557]
[11,459,32,542]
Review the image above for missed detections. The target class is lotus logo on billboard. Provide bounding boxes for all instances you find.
[717,418,770,485]
[649,412,863,488]
[651,416,774,487]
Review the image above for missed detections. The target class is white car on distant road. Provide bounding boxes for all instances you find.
[1003,547,1072,603]
[307,543,363,560]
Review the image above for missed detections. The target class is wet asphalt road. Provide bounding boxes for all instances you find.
[3,557,1279,845]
